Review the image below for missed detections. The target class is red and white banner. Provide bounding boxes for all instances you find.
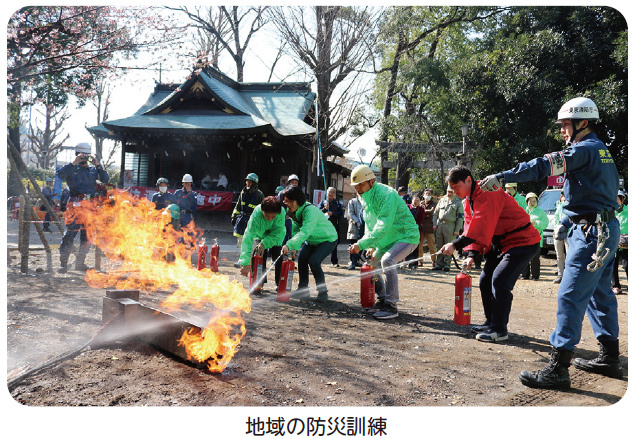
[547,175,566,187]
[127,186,234,212]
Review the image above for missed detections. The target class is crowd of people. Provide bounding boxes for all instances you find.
[49,96,625,390]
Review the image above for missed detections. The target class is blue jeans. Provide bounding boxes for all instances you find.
[297,240,338,294]
[550,219,619,351]
[374,242,418,305]
[479,243,540,333]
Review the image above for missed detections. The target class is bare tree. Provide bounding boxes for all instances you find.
[25,103,70,169]
[268,6,381,193]
[88,79,118,169]
[167,6,269,82]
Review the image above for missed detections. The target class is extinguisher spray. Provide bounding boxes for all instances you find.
[277,254,296,302]
[209,238,219,272]
[360,262,377,308]
[454,262,472,325]
[197,238,208,270]
[249,240,264,294]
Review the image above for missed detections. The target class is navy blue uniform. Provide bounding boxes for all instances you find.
[502,132,620,350]
[151,191,178,211]
[56,163,109,269]
[174,188,198,228]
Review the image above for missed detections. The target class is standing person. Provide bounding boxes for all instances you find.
[612,190,628,295]
[481,97,622,388]
[231,173,264,267]
[440,166,541,342]
[552,191,569,284]
[55,142,109,273]
[151,177,177,211]
[346,194,364,270]
[432,186,464,271]
[174,174,198,228]
[237,196,287,294]
[320,187,344,267]
[406,196,426,270]
[398,186,411,204]
[41,179,56,232]
[505,183,528,210]
[348,165,419,320]
[281,185,338,303]
[421,188,437,268]
[521,192,549,280]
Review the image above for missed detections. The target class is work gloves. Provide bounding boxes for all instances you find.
[556,224,568,241]
[255,241,265,257]
[480,174,504,192]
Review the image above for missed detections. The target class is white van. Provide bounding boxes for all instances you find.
[537,188,563,253]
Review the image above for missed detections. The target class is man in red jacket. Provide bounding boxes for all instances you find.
[440,166,541,342]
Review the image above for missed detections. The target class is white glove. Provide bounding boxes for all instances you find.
[480,174,504,191]
[255,241,265,257]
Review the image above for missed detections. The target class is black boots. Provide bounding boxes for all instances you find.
[573,340,622,378]
[519,347,573,389]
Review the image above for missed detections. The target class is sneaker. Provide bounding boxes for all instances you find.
[365,300,386,312]
[470,323,491,334]
[373,303,399,320]
[75,263,90,271]
[57,265,68,274]
[476,329,508,342]
[432,265,442,271]
[348,263,356,270]
[553,276,562,284]
[292,289,311,301]
[442,266,450,272]
[233,262,242,268]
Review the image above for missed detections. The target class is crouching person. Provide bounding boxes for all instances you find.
[348,165,419,320]
[238,196,287,294]
[281,185,338,303]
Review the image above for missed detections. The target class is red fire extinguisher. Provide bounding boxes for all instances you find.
[277,254,295,302]
[249,244,264,294]
[360,262,376,308]
[209,238,219,272]
[454,264,471,325]
[197,239,208,270]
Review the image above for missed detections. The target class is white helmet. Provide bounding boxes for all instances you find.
[557,97,599,122]
[182,174,193,183]
[288,174,299,182]
[75,142,92,154]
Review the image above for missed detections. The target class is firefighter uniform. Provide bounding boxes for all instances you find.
[174,188,198,228]
[56,156,109,271]
[500,131,620,352]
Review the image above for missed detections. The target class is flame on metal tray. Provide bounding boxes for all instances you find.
[71,189,250,372]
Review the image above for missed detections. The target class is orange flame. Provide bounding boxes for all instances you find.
[71,190,250,372]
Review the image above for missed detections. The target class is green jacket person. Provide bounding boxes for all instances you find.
[281,185,338,303]
[348,165,420,320]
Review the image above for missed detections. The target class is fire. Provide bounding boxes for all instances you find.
[69,189,251,372]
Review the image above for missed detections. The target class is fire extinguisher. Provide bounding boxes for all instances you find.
[249,241,264,294]
[197,239,208,270]
[209,238,219,272]
[360,262,376,308]
[454,263,471,325]
[277,254,295,302]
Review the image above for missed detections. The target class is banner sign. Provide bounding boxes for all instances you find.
[128,186,234,212]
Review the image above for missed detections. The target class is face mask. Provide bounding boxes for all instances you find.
[424,195,432,202]
[159,186,167,193]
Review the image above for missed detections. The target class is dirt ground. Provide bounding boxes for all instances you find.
[4,230,632,435]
